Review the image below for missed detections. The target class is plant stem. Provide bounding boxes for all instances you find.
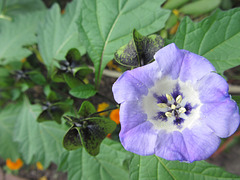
[28,45,44,63]
[1,0,6,12]
[96,92,116,105]
[0,14,12,21]
[88,105,119,117]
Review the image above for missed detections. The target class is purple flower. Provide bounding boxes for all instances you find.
[112,43,240,162]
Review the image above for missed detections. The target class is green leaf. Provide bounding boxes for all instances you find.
[0,102,21,160]
[73,66,93,79]
[78,117,117,156]
[221,0,232,10]
[65,48,81,62]
[129,155,240,179]
[55,99,74,111]
[63,126,82,151]
[163,0,190,10]
[179,0,221,16]
[28,71,46,85]
[78,101,96,118]
[63,73,83,89]
[59,139,132,180]
[51,70,65,83]
[115,29,164,67]
[165,13,178,29]
[14,96,68,167]
[62,116,116,156]
[70,84,97,99]
[37,108,64,124]
[0,11,46,65]
[0,0,46,20]
[0,67,10,77]
[38,0,86,72]
[78,0,170,87]
[37,99,73,124]
[43,85,58,101]
[171,8,240,75]
[232,96,240,108]
[11,88,21,101]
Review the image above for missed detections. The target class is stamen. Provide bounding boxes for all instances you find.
[166,94,173,101]
[171,104,176,109]
[157,103,168,108]
[165,112,172,118]
[179,107,186,114]
[176,95,182,104]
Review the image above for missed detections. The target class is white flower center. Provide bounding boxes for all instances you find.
[142,76,202,132]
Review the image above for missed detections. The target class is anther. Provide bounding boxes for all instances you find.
[166,94,173,101]
[165,112,172,118]
[157,103,168,108]
[176,95,182,104]
[171,104,176,109]
[179,107,186,114]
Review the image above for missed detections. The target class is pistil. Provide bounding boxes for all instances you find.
[156,94,188,126]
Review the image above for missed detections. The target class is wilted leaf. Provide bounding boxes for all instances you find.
[78,101,96,118]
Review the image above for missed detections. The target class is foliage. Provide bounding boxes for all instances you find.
[0,0,240,179]
[171,7,240,75]
[78,0,170,88]
[114,29,164,68]
[129,155,240,179]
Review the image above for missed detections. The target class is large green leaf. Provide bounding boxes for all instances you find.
[59,139,132,180]
[179,0,221,16]
[172,8,240,75]
[0,11,46,65]
[38,0,86,72]
[0,102,21,160]
[130,155,240,179]
[0,0,46,20]
[13,96,68,167]
[78,0,170,87]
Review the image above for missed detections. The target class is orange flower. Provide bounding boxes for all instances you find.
[107,61,122,72]
[172,9,180,17]
[36,162,44,170]
[6,158,23,170]
[110,109,120,124]
[21,58,27,63]
[97,102,109,116]
[169,21,180,35]
[39,176,47,180]
[107,133,111,138]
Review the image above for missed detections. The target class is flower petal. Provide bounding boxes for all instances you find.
[179,51,216,83]
[155,124,221,162]
[119,100,147,134]
[154,43,185,79]
[154,130,189,161]
[196,73,229,103]
[201,98,240,138]
[129,60,160,88]
[112,71,148,104]
[182,125,221,162]
[120,121,157,155]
